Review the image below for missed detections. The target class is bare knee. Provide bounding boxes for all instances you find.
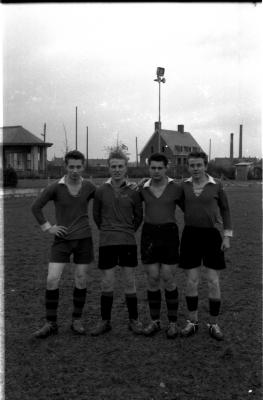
[207,275,220,297]
[147,274,160,291]
[124,277,136,294]
[75,274,87,289]
[101,275,115,292]
[186,273,200,295]
[47,275,60,290]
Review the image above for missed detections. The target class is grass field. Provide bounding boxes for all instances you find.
[3,183,262,400]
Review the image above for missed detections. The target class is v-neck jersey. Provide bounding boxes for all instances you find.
[93,180,143,246]
[32,178,96,239]
[140,181,183,224]
[182,179,232,230]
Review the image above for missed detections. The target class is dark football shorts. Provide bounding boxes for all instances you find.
[179,226,226,270]
[141,222,180,265]
[98,245,138,270]
[50,237,94,264]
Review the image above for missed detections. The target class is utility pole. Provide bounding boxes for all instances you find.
[41,123,47,178]
[154,67,166,152]
[75,106,78,150]
[63,124,69,154]
[136,136,139,167]
[209,138,211,161]
[86,126,89,168]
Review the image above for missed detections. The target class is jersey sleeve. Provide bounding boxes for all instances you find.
[131,189,143,231]
[31,183,57,226]
[217,182,233,233]
[92,187,102,229]
[175,182,185,212]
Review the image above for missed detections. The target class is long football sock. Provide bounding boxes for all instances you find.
[125,293,138,320]
[209,298,221,324]
[147,289,161,321]
[72,287,87,319]
[165,288,179,322]
[186,295,198,322]
[45,288,59,323]
[101,291,114,321]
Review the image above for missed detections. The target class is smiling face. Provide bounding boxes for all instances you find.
[108,158,127,183]
[188,157,207,181]
[149,160,167,182]
[65,158,84,182]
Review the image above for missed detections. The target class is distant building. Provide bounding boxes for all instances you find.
[234,160,262,181]
[140,122,203,169]
[87,158,108,167]
[50,157,64,167]
[1,125,53,178]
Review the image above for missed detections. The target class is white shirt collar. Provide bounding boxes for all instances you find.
[58,176,67,184]
[185,174,216,184]
[143,177,174,188]
[58,175,83,184]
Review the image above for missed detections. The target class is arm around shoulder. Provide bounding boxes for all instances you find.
[92,187,102,229]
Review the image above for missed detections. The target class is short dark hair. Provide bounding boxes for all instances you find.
[108,149,128,165]
[148,152,168,167]
[65,150,85,165]
[187,151,208,166]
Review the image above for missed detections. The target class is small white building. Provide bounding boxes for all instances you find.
[1,125,53,177]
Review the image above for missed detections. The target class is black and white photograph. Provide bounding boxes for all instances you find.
[1,3,262,400]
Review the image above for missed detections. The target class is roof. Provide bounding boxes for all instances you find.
[1,126,53,147]
[234,162,253,166]
[140,128,203,154]
[161,129,201,149]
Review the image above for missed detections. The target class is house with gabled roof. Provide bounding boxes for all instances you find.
[140,122,204,169]
[1,125,53,178]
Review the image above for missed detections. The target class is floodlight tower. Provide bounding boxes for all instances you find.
[154,67,166,152]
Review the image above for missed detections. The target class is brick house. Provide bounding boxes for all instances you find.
[140,122,203,174]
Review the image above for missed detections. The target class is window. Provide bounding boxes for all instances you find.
[151,146,154,154]
[162,146,165,152]
[183,158,187,164]
[27,153,31,170]
[178,158,181,165]
[175,145,183,153]
[13,153,24,170]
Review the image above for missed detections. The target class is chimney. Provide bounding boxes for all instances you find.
[239,124,243,159]
[178,124,184,133]
[155,121,161,131]
[230,133,234,161]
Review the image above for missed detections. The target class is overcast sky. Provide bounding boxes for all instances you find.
[2,3,262,161]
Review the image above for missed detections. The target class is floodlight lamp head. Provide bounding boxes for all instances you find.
[156,67,165,77]
[161,78,166,83]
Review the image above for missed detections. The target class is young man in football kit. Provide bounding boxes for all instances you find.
[179,151,233,341]
[139,153,183,339]
[31,150,96,338]
[91,148,143,336]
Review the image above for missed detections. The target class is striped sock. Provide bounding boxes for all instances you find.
[165,288,179,322]
[147,289,161,321]
[45,289,59,322]
[72,287,87,319]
